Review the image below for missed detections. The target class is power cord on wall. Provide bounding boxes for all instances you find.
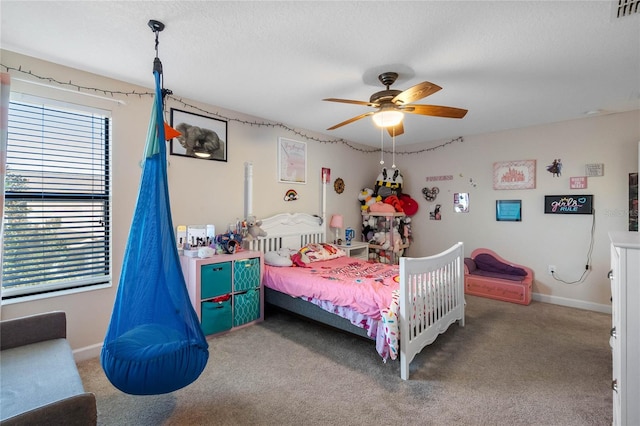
[550,208,596,285]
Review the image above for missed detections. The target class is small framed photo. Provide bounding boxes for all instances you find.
[170,108,227,161]
[496,200,522,222]
[278,137,307,184]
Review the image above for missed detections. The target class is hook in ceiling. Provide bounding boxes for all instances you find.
[147,19,172,100]
[148,19,165,76]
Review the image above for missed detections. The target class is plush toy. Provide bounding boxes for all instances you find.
[387,229,402,252]
[371,231,390,250]
[246,216,267,239]
[399,217,412,240]
[369,201,396,213]
[358,188,380,212]
[374,167,403,199]
[384,195,404,213]
[399,194,419,216]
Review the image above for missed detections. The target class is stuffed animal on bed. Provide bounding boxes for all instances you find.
[246,216,267,239]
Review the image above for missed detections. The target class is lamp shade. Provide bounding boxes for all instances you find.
[329,214,344,229]
[372,108,404,128]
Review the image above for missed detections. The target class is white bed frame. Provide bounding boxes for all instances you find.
[245,212,465,380]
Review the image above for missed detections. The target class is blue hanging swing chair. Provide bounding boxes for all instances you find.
[101,69,208,395]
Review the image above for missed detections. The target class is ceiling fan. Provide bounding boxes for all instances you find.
[323,72,468,136]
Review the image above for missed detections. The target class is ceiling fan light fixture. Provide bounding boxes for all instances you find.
[372,108,404,128]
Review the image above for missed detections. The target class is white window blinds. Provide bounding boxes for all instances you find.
[2,97,111,298]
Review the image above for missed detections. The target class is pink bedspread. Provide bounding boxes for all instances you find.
[263,257,400,320]
[263,257,402,360]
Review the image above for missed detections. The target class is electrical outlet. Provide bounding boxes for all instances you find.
[548,265,556,275]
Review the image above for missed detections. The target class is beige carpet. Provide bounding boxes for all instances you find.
[78,295,612,425]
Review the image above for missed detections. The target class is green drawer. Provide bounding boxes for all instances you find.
[234,257,260,292]
[201,262,232,299]
[234,288,260,327]
[201,298,232,335]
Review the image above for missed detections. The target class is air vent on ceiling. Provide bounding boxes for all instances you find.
[614,0,639,18]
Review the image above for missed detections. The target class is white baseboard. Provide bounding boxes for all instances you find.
[70,294,610,362]
[532,293,611,314]
[73,342,103,362]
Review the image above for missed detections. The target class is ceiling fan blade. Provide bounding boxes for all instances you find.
[326,112,374,130]
[386,122,404,137]
[323,98,378,107]
[392,81,442,105]
[404,104,468,119]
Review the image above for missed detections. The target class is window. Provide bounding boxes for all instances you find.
[2,95,111,299]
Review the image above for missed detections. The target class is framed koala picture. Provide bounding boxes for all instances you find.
[170,108,227,161]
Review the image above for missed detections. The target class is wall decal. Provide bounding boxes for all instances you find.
[430,204,442,220]
[422,186,439,201]
[284,189,298,201]
[546,158,563,177]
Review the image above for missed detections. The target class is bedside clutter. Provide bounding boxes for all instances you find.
[464,248,533,305]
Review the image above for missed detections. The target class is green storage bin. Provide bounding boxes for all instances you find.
[234,257,260,292]
[234,288,260,327]
[201,262,232,299]
[201,297,232,335]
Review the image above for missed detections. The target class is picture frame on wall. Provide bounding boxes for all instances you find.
[278,137,307,184]
[170,108,227,161]
[493,160,536,190]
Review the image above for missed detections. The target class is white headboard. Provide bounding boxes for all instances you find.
[244,213,325,253]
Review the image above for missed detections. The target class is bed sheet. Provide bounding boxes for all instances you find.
[263,257,401,360]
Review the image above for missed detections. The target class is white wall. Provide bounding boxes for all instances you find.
[398,110,639,312]
[1,50,638,357]
[0,51,373,358]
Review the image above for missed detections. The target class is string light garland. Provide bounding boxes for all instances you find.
[1,63,464,155]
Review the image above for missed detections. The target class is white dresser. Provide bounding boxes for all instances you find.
[609,231,640,426]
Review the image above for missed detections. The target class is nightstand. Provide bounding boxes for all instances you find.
[337,241,369,261]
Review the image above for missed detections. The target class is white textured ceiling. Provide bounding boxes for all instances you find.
[1,1,639,147]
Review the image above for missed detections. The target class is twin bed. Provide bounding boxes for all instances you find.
[245,212,465,380]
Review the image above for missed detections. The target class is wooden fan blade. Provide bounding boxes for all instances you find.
[386,122,404,137]
[327,112,374,130]
[392,81,442,105]
[323,98,379,107]
[404,104,468,119]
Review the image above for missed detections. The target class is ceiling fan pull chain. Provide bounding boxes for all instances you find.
[392,129,396,168]
[380,127,385,165]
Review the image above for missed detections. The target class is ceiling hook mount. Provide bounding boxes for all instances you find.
[148,19,165,75]
[148,19,165,33]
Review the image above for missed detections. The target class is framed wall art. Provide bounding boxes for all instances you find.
[278,137,307,184]
[493,160,536,190]
[170,108,227,161]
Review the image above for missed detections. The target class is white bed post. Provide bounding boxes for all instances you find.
[322,169,327,228]
[244,161,253,219]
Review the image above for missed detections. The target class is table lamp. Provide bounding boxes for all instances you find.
[329,214,344,244]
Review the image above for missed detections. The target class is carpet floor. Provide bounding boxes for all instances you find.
[78,295,612,425]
